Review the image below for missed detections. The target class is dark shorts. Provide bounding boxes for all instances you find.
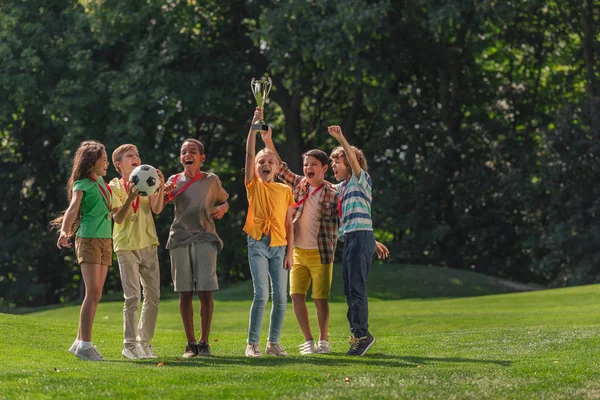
[75,237,112,266]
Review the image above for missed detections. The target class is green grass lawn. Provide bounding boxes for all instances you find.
[2,264,600,399]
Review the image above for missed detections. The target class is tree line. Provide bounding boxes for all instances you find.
[1,0,599,307]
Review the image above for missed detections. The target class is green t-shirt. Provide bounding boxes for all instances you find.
[73,177,112,238]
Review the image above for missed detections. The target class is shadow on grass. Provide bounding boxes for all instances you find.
[117,353,511,369]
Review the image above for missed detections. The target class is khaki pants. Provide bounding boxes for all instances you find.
[116,246,160,344]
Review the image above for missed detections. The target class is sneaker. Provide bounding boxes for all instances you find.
[347,334,375,356]
[182,342,198,358]
[245,343,262,358]
[299,339,318,355]
[122,343,144,360]
[68,341,79,355]
[317,340,332,354]
[75,345,105,361]
[265,342,289,357]
[139,343,157,359]
[196,341,211,356]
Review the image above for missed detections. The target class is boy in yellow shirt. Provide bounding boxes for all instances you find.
[109,144,165,359]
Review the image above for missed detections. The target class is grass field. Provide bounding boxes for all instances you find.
[1,264,600,399]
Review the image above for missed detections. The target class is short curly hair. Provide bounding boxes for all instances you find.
[329,145,368,171]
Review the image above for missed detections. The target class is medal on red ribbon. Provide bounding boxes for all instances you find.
[91,177,112,219]
[122,178,140,222]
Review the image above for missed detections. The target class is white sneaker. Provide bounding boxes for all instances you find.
[317,340,332,354]
[75,345,105,361]
[245,343,262,358]
[265,342,289,357]
[68,341,79,355]
[299,339,318,355]
[139,343,157,359]
[122,343,144,359]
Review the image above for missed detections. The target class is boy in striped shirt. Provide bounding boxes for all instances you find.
[328,125,377,356]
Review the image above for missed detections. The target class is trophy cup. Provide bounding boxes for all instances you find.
[250,77,272,131]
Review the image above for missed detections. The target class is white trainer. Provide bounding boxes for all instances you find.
[265,342,289,357]
[75,345,105,361]
[299,339,318,355]
[68,341,79,355]
[122,343,144,359]
[245,343,263,358]
[317,340,332,354]
[139,343,157,359]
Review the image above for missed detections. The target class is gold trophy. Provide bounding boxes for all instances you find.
[250,77,272,131]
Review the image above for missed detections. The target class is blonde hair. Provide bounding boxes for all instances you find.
[329,145,368,171]
[256,148,279,163]
[112,144,138,175]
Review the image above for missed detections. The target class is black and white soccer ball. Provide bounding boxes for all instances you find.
[130,164,159,196]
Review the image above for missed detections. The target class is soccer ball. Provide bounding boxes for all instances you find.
[130,164,160,196]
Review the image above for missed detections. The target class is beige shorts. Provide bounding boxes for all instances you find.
[75,237,112,266]
[169,241,218,292]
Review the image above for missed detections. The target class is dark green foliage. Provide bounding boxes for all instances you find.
[1,0,599,306]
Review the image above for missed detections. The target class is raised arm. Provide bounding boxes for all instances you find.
[327,125,362,179]
[260,126,281,164]
[245,108,263,185]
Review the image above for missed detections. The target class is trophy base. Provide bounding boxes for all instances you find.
[251,123,269,132]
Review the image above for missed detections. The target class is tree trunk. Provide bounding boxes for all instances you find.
[342,83,363,143]
[582,0,599,134]
[281,91,303,171]
[439,9,476,269]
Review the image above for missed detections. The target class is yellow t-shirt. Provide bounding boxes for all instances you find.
[243,176,294,247]
[109,178,160,252]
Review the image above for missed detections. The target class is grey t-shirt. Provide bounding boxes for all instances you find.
[166,172,229,251]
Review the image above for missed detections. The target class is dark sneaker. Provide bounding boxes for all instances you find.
[347,334,375,356]
[196,341,211,356]
[182,342,198,358]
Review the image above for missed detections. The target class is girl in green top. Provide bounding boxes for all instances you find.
[51,140,112,361]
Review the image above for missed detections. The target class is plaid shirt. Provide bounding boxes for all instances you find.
[277,162,339,264]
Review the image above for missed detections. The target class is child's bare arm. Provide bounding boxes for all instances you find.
[260,127,281,164]
[245,108,263,185]
[150,169,166,214]
[327,125,362,179]
[57,191,83,249]
[375,241,390,259]
[210,201,229,220]
[112,182,139,224]
[283,206,294,270]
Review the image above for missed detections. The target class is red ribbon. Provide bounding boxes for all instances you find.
[122,178,140,215]
[293,183,325,209]
[337,180,349,218]
[167,173,203,202]
[91,177,112,212]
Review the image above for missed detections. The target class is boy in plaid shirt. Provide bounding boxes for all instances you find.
[262,131,388,355]
[262,130,338,354]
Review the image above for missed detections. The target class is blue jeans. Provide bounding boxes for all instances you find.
[342,230,376,338]
[247,235,288,344]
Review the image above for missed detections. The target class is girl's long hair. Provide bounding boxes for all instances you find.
[49,140,106,235]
